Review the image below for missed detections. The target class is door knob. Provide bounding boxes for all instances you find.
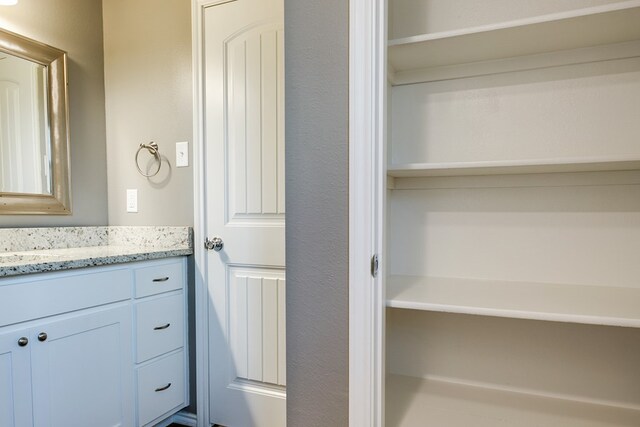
[17,337,28,347]
[37,332,47,342]
[204,237,224,252]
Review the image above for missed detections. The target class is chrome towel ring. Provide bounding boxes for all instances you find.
[135,142,162,177]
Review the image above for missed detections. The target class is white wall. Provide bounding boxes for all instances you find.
[0,0,108,226]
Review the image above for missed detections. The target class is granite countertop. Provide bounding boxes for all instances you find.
[0,226,193,277]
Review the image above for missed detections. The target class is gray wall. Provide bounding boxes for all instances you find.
[102,0,193,226]
[285,0,350,425]
[0,0,108,227]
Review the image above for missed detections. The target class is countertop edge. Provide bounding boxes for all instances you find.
[0,248,193,278]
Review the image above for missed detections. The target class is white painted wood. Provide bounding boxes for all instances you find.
[277,278,286,386]
[0,266,131,327]
[135,292,185,363]
[387,310,640,409]
[391,57,640,166]
[247,277,263,382]
[137,350,186,427]
[134,258,184,298]
[383,1,640,426]
[388,0,625,40]
[230,275,249,380]
[386,374,640,427]
[203,0,286,425]
[388,1,640,79]
[262,278,278,385]
[228,270,286,386]
[276,29,285,215]
[388,183,640,288]
[349,0,387,426]
[387,275,640,327]
[392,39,640,85]
[0,327,33,427]
[30,303,134,427]
[261,32,278,215]
[171,411,198,427]
[388,156,640,178]
[246,36,262,215]
[192,2,211,424]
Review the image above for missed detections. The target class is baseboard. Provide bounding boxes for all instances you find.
[171,411,198,427]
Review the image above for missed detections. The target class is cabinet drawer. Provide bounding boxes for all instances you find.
[134,259,184,298]
[136,293,185,362]
[137,350,186,427]
[0,268,131,326]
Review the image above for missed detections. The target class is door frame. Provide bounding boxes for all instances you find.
[192,1,222,426]
[193,0,386,425]
[349,0,386,426]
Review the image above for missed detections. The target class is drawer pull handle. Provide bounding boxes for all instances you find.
[154,323,171,330]
[155,383,172,392]
[38,332,47,342]
[18,337,29,347]
[153,277,170,282]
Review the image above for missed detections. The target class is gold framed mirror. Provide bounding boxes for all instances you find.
[0,27,71,214]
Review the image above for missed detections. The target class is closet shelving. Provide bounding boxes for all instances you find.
[387,156,640,178]
[386,275,640,327]
[384,1,640,425]
[388,0,640,85]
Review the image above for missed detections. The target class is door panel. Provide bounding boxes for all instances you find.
[205,0,285,425]
[30,305,134,427]
[229,268,286,386]
[0,328,33,427]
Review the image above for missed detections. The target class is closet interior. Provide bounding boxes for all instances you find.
[384,1,640,425]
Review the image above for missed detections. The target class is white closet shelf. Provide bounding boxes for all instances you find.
[387,157,640,177]
[388,1,640,80]
[386,374,640,427]
[386,275,640,328]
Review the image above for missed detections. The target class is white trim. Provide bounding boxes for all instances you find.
[349,0,386,426]
[192,1,213,426]
[172,411,199,427]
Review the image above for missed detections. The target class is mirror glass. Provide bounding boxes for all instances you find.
[0,27,71,215]
[0,52,52,195]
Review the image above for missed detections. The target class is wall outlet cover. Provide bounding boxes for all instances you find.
[176,141,189,167]
[126,189,138,213]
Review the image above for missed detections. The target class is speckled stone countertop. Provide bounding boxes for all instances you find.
[0,226,193,277]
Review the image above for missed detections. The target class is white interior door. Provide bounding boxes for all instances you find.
[204,0,285,426]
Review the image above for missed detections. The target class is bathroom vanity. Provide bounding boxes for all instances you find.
[0,227,192,427]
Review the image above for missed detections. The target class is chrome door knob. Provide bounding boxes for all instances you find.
[17,337,28,347]
[37,332,47,342]
[204,237,224,252]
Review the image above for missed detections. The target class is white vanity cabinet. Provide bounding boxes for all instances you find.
[29,304,134,427]
[133,259,188,427]
[0,326,32,427]
[0,256,189,427]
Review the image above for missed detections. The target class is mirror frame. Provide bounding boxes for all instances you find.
[0,27,71,215]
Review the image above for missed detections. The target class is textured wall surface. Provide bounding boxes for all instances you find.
[0,0,108,227]
[285,0,350,425]
[103,0,193,226]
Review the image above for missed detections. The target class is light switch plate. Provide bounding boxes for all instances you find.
[176,141,189,167]
[126,189,138,213]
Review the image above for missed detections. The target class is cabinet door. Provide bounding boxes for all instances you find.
[30,304,134,427]
[0,328,33,427]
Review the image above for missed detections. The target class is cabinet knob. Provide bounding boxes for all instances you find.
[37,332,48,342]
[17,337,29,347]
